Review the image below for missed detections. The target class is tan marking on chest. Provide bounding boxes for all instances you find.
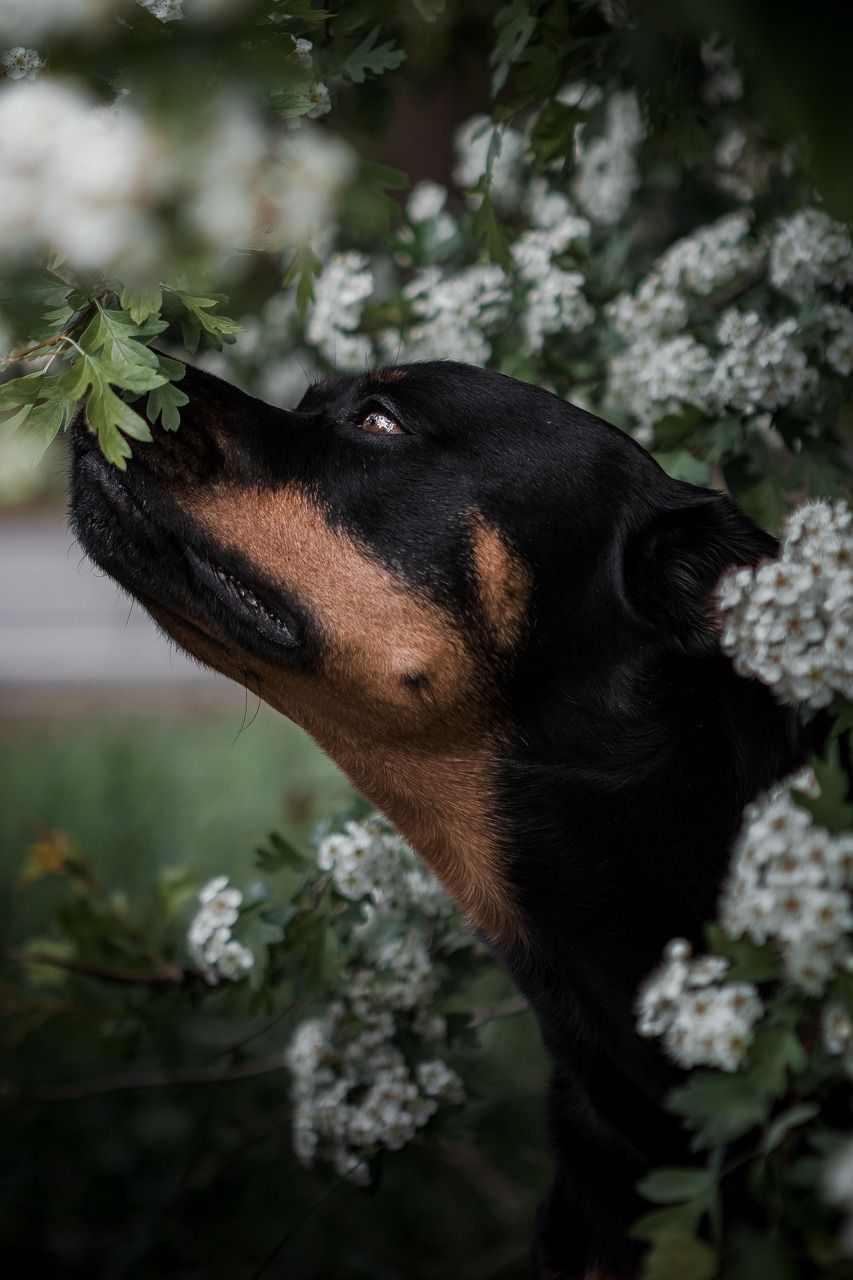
[469,514,530,651]
[166,485,522,950]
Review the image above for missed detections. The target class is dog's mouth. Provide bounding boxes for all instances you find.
[184,546,301,650]
[73,444,303,657]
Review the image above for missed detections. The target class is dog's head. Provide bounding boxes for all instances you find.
[70,360,776,951]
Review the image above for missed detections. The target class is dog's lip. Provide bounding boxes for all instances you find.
[78,445,302,653]
[184,546,302,650]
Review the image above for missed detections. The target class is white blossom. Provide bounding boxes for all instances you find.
[186,875,254,985]
[400,263,511,365]
[285,817,466,1182]
[306,251,374,372]
[700,36,743,104]
[717,500,853,708]
[769,208,853,304]
[573,90,644,226]
[137,0,184,20]
[719,771,853,995]
[1,47,44,79]
[453,115,526,213]
[0,79,353,273]
[637,939,763,1071]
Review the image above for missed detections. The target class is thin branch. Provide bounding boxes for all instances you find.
[7,948,191,988]
[1,291,107,370]
[11,1054,287,1105]
[468,995,529,1029]
[434,1138,528,1212]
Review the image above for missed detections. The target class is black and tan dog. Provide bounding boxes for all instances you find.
[70,360,801,1279]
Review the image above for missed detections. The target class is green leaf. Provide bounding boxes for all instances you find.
[632,1202,703,1244]
[792,744,853,833]
[283,245,323,318]
[81,307,165,368]
[340,27,406,84]
[255,832,309,874]
[641,1230,718,1280]
[62,349,154,467]
[667,1072,769,1147]
[0,369,75,457]
[491,0,537,95]
[174,292,242,349]
[120,283,163,326]
[471,187,511,271]
[637,1168,714,1206]
[760,1102,820,1154]
[147,381,188,433]
[342,161,409,235]
[745,1028,807,1100]
[704,924,780,983]
[529,99,584,172]
[653,407,704,451]
[654,449,712,486]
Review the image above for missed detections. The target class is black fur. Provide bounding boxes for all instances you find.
[69,360,802,1279]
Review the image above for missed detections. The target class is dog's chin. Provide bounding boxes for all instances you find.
[70,444,305,666]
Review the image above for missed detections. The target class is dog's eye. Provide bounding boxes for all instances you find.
[359,410,403,435]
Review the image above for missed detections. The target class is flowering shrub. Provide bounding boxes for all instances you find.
[633,505,853,1276]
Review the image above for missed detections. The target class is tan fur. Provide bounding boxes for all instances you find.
[370,366,408,382]
[167,484,523,950]
[469,513,530,651]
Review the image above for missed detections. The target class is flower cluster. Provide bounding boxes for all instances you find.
[187,875,255,985]
[716,500,853,709]
[572,88,644,226]
[1,47,44,79]
[636,938,764,1071]
[719,771,853,995]
[306,252,374,373]
[453,115,527,213]
[769,208,853,304]
[0,77,353,274]
[396,263,511,365]
[286,817,467,1182]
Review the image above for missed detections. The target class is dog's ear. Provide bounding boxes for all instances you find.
[624,490,776,656]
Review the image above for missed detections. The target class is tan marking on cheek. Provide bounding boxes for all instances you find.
[469,514,530,651]
[176,485,524,952]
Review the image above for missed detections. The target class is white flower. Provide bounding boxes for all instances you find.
[572,89,644,226]
[769,208,853,304]
[216,939,255,980]
[453,115,526,212]
[137,0,184,20]
[637,940,763,1071]
[719,771,853,994]
[1,47,44,79]
[717,499,853,708]
[407,180,447,224]
[400,263,510,365]
[306,251,374,372]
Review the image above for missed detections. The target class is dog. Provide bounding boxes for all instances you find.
[69,359,802,1279]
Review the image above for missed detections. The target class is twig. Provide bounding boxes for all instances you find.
[1,291,107,370]
[435,1138,528,1211]
[468,995,529,1029]
[10,1054,287,1105]
[6,948,190,988]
